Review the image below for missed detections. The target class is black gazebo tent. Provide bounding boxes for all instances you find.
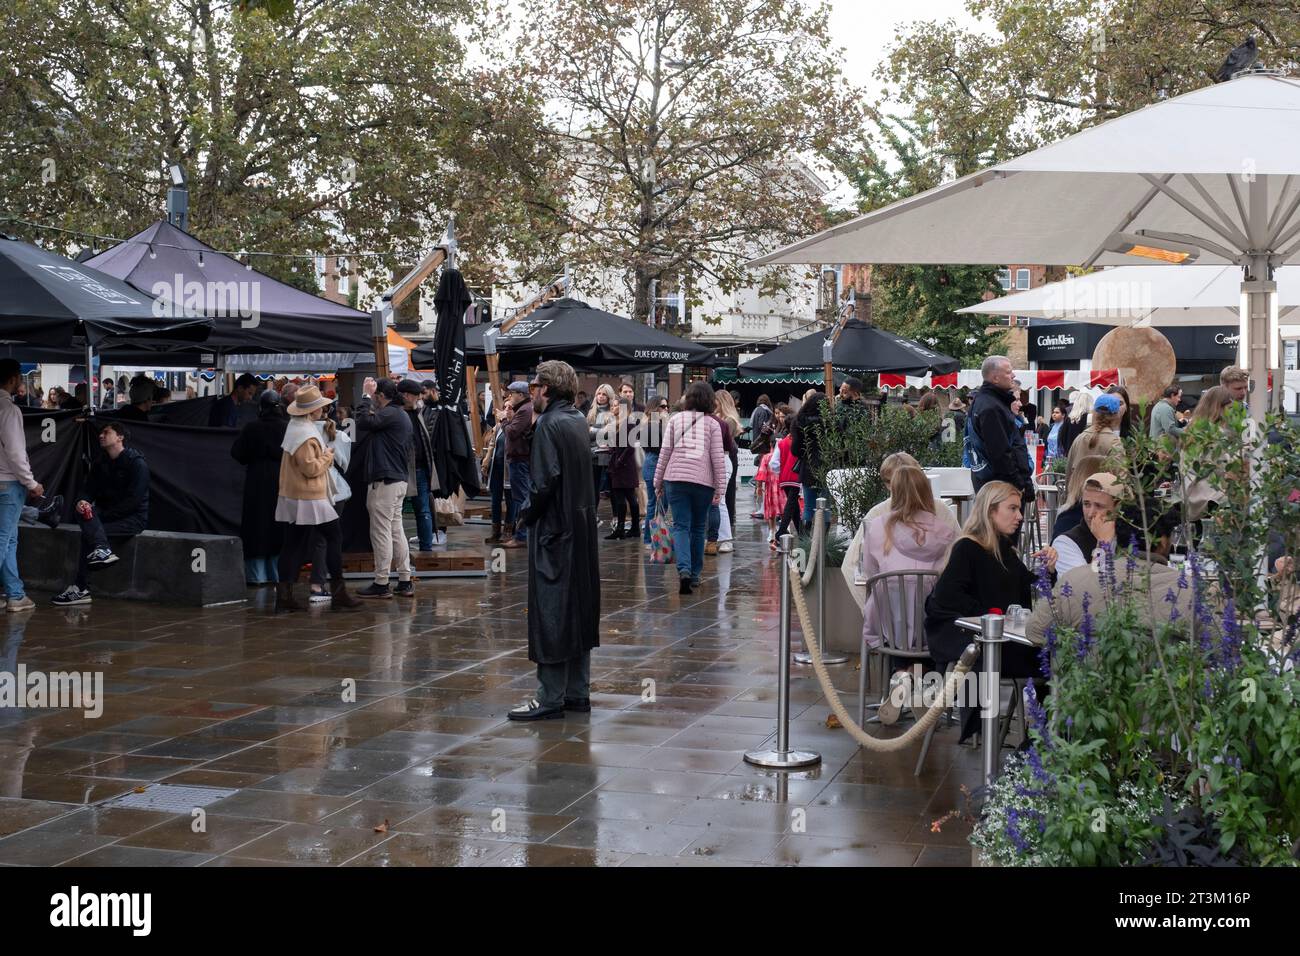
[85,220,372,357]
[412,297,720,373]
[0,235,211,348]
[736,319,959,378]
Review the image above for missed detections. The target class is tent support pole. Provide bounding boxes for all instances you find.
[485,352,503,421]
[84,344,94,417]
[466,366,484,456]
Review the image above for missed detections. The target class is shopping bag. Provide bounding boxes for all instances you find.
[649,495,674,564]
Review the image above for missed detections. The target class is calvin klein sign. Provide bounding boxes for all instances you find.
[1036,333,1076,349]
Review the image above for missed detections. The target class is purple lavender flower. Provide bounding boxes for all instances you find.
[1034,558,1053,600]
[1038,625,1058,680]
[1219,598,1242,672]
[1025,743,1053,784]
[1077,592,1094,660]
[1005,808,1031,854]
[1061,580,1073,599]
[1024,678,1051,745]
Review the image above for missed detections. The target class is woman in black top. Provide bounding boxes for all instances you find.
[925,480,1058,739]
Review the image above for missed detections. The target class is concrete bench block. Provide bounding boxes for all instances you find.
[17,525,246,607]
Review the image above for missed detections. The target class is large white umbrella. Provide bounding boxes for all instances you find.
[750,71,1300,421]
[957,264,1300,327]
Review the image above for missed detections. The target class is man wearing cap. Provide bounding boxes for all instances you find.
[967,355,1033,501]
[114,374,157,423]
[1050,471,1121,575]
[354,377,414,598]
[500,381,535,549]
[1028,507,1200,647]
[208,373,258,428]
[508,360,600,721]
[398,379,440,552]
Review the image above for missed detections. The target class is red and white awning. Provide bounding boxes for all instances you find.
[878,368,1121,391]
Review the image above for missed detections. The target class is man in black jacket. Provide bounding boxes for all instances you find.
[354,378,414,598]
[967,355,1033,501]
[399,379,442,551]
[508,360,600,721]
[52,421,149,606]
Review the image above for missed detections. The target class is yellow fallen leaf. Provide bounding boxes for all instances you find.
[374,819,389,834]
[825,714,841,729]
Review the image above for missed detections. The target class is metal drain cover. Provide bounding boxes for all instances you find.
[99,783,238,812]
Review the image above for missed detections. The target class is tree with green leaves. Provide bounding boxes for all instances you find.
[0,0,564,296]
[513,0,863,323]
[880,0,1300,169]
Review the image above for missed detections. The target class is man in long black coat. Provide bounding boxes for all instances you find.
[508,360,600,721]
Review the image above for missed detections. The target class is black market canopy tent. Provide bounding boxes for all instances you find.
[712,366,848,386]
[0,235,212,348]
[412,296,722,373]
[85,220,372,356]
[736,319,959,378]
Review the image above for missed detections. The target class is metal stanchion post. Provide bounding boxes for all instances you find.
[745,534,821,770]
[795,497,848,666]
[977,613,1006,787]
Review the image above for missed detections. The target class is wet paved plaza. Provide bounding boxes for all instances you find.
[0,514,981,866]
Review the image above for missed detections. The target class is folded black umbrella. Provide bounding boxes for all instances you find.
[738,319,958,377]
[413,296,720,372]
[0,235,212,348]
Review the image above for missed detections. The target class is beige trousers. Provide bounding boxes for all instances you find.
[367,480,410,584]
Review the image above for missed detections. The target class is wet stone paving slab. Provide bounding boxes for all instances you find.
[0,514,980,867]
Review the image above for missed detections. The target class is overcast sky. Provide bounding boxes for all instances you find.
[826,0,979,104]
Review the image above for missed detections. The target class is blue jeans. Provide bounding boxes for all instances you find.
[665,480,712,582]
[508,460,531,541]
[801,482,823,526]
[642,452,658,543]
[244,556,279,584]
[413,466,435,550]
[0,482,24,600]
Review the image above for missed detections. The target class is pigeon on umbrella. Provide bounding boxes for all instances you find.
[1214,36,1258,82]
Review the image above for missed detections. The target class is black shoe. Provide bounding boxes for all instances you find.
[604,527,626,540]
[392,581,415,597]
[679,577,693,595]
[507,699,565,721]
[356,583,392,599]
[564,697,591,712]
[36,495,63,529]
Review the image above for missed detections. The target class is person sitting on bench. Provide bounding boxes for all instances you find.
[52,421,149,606]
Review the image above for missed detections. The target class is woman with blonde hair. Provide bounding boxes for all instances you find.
[1065,392,1125,491]
[924,481,1056,736]
[860,465,960,722]
[1190,385,1233,426]
[1183,385,1239,520]
[588,384,617,521]
[708,389,742,553]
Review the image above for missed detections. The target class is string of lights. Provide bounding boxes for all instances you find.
[0,215,414,272]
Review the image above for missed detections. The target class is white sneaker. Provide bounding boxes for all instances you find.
[7,595,36,612]
[308,589,331,605]
[878,671,913,726]
[717,541,734,553]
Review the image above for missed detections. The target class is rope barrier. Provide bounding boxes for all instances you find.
[786,555,980,752]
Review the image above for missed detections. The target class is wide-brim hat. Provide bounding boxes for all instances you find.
[287,385,333,416]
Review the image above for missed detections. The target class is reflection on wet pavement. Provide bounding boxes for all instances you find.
[0,515,977,866]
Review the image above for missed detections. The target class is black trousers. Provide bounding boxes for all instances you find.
[278,520,343,584]
[610,488,640,532]
[75,513,141,590]
[775,486,803,539]
[725,456,737,528]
